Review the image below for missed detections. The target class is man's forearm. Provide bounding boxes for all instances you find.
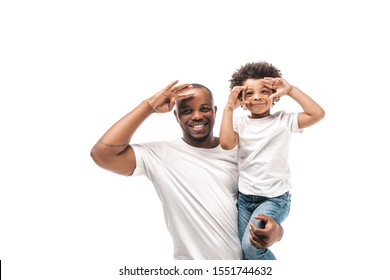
[98,100,154,150]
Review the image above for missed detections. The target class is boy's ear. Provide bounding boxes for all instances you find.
[272,96,281,106]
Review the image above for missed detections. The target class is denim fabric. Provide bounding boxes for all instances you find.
[237,191,291,260]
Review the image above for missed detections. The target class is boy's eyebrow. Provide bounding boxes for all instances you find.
[259,85,272,90]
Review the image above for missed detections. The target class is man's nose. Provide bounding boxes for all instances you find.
[192,110,202,119]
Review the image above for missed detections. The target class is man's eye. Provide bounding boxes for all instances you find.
[181,109,192,114]
[201,107,211,112]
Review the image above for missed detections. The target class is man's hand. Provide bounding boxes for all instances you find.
[147,80,194,113]
[249,214,284,249]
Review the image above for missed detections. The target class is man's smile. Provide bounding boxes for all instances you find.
[188,122,207,130]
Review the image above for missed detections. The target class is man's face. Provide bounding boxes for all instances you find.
[174,87,216,147]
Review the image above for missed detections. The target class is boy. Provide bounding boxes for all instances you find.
[220,61,325,259]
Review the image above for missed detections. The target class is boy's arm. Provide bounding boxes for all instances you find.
[263,78,325,129]
[220,107,238,150]
[219,86,245,150]
[287,86,325,129]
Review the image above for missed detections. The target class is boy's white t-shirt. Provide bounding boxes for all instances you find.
[131,138,242,260]
[233,110,302,198]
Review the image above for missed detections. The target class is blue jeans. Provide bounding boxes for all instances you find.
[237,191,291,260]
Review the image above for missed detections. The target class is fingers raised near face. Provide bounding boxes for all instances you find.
[174,84,197,100]
[164,80,180,91]
[231,86,246,99]
[261,77,282,89]
[173,83,192,93]
[159,80,179,97]
[176,91,196,100]
[160,81,191,97]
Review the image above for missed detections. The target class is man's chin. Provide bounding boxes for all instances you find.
[189,133,211,143]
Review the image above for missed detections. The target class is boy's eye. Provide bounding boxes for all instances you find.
[262,89,271,95]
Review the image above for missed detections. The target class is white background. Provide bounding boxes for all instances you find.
[1,0,389,279]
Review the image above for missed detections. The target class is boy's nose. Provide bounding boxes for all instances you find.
[253,93,261,100]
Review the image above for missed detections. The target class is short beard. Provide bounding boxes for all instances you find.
[185,131,211,143]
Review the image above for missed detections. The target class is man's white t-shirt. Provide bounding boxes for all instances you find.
[131,138,242,260]
[233,111,302,198]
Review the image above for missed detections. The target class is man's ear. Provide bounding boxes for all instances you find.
[214,105,217,115]
[173,109,179,122]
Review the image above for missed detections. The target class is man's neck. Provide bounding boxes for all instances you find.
[183,136,220,149]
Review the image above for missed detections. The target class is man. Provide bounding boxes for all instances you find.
[90,80,284,259]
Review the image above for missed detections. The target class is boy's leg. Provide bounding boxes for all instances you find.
[242,192,291,260]
[237,192,253,259]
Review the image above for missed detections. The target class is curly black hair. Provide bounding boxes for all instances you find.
[229,61,282,90]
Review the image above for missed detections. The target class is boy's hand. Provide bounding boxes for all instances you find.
[226,86,247,110]
[261,78,293,103]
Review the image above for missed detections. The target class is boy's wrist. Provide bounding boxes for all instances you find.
[287,86,297,96]
[224,106,235,112]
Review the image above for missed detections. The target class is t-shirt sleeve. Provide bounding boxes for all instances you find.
[131,142,164,178]
[232,117,239,133]
[282,111,303,134]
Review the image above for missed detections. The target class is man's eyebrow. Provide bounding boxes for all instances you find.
[178,105,191,110]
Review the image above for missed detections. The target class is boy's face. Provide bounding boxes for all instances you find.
[242,79,273,118]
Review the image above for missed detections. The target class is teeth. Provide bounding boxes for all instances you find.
[192,124,205,128]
